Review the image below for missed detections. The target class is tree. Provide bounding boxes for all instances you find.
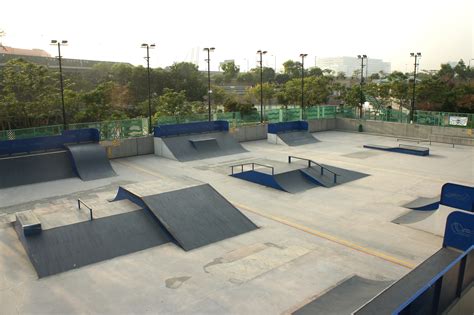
[167,62,207,101]
[278,77,332,107]
[221,61,240,82]
[387,71,410,110]
[336,72,346,80]
[282,60,302,78]
[237,72,256,84]
[275,73,291,85]
[154,88,191,117]
[308,67,323,77]
[246,83,276,104]
[0,58,60,128]
[223,98,256,114]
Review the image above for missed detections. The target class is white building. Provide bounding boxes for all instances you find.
[316,56,391,77]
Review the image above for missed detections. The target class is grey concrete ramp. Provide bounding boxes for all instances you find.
[158,131,247,162]
[142,184,258,251]
[274,170,319,193]
[277,131,319,146]
[16,210,172,278]
[65,143,116,181]
[403,196,440,211]
[293,275,392,315]
[189,138,219,153]
[0,151,75,188]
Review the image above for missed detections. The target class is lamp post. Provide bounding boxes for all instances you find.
[51,40,68,130]
[357,54,367,118]
[203,47,215,121]
[410,52,421,123]
[257,50,267,123]
[300,53,308,117]
[141,43,155,133]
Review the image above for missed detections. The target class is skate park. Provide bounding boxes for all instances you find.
[1,118,473,314]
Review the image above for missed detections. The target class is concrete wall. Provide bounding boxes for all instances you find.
[105,135,154,159]
[230,124,267,142]
[307,118,336,132]
[336,118,474,146]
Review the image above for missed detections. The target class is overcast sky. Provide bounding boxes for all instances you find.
[1,0,472,72]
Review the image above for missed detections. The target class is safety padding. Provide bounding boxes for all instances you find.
[154,121,229,137]
[440,183,474,212]
[267,121,308,134]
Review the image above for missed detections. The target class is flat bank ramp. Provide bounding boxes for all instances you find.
[293,276,392,315]
[0,151,76,188]
[403,196,440,211]
[278,131,319,146]
[17,210,172,278]
[274,170,319,193]
[161,132,247,161]
[142,184,258,251]
[354,248,462,314]
[65,143,116,181]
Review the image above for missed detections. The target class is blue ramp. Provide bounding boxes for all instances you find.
[363,144,429,156]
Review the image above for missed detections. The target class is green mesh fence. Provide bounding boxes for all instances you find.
[3,106,471,142]
[0,125,64,141]
[338,107,473,128]
[69,118,148,141]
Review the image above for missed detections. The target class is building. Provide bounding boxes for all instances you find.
[0,46,131,72]
[316,56,391,77]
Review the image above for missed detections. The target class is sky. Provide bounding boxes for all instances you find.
[1,0,472,72]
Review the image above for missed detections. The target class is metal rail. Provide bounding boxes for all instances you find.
[77,199,93,221]
[288,155,340,184]
[230,162,275,175]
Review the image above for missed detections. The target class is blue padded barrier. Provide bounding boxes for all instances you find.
[267,121,308,134]
[440,183,474,212]
[443,211,474,251]
[0,129,100,156]
[154,121,229,138]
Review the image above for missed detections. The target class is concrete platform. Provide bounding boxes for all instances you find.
[1,130,473,314]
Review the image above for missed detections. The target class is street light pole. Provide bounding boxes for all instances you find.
[300,54,308,117]
[141,43,155,133]
[257,50,267,123]
[51,40,68,130]
[410,52,421,123]
[203,47,215,121]
[357,55,367,118]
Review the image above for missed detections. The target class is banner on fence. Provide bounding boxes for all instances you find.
[449,116,468,126]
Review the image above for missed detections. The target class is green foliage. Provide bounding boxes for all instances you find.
[166,62,207,101]
[223,98,256,114]
[246,83,275,104]
[282,60,302,78]
[0,58,59,128]
[277,77,332,107]
[154,88,191,117]
[220,61,240,82]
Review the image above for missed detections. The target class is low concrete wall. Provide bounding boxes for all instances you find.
[336,118,474,146]
[307,118,336,132]
[105,135,154,159]
[230,124,267,142]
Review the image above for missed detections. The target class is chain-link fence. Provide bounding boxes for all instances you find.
[338,107,473,128]
[2,106,471,142]
[0,118,148,141]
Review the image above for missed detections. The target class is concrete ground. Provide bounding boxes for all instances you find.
[0,131,473,314]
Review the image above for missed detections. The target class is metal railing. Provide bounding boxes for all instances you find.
[288,155,339,184]
[77,199,94,221]
[230,162,275,175]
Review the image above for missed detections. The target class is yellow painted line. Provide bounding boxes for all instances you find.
[115,159,415,269]
[233,202,415,269]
